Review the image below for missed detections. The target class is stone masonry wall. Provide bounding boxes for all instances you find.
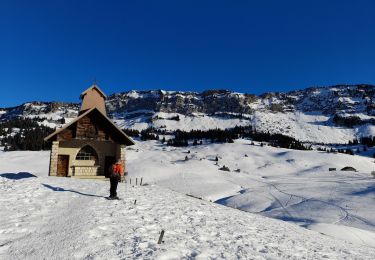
[49,141,59,176]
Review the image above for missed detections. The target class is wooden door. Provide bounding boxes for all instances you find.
[104,156,116,178]
[57,155,69,177]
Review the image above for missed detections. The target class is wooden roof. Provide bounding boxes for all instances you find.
[44,107,135,146]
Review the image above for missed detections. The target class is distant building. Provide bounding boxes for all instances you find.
[44,84,135,178]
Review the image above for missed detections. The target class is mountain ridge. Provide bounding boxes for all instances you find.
[1,84,375,144]
[2,83,374,110]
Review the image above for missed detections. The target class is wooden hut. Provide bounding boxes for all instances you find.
[44,84,135,178]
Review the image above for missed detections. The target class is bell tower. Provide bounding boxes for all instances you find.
[80,84,107,115]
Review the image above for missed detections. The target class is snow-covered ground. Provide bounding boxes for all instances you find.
[127,140,375,248]
[1,141,375,259]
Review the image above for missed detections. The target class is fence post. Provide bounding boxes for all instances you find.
[158,230,165,244]
[140,177,143,186]
[136,178,138,186]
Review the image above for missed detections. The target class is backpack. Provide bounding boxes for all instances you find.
[112,163,122,180]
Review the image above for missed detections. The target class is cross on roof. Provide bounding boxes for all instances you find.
[93,78,99,86]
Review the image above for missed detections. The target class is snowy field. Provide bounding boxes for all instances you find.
[127,140,375,248]
[1,141,375,259]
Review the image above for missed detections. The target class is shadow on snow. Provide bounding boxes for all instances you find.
[42,184,106,198]
[351,185,375,196]
[0,172,36,180]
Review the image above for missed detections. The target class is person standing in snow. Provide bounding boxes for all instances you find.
[109,160,123,199]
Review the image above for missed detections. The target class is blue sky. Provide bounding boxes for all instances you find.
[1,0,375,107]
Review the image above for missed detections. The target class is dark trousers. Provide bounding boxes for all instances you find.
[110,176,119,197]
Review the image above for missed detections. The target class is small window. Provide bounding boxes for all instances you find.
[76,145,98,161]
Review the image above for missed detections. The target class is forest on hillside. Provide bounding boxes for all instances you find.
[0,118,54,151]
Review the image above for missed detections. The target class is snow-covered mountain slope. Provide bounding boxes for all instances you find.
[1,149,375,259]
[0,101,79,128]
[252,111,357,144]
[2,84,375,143]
